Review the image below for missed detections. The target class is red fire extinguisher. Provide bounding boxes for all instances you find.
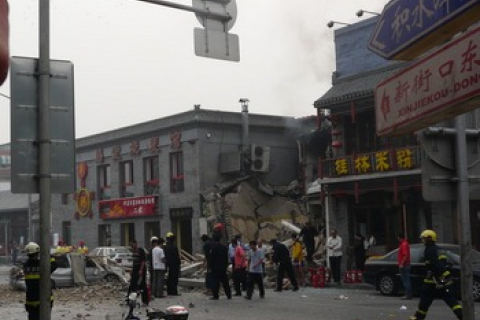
[325,268,330,283]
[344,270,352,283]
[312,274,320,288]
[356,270,363,283]
[319,273,325,288]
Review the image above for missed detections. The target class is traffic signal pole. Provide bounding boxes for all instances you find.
[38,0,52,319]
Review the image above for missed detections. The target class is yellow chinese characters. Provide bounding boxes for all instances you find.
[375,151,390,172]
[396,148,413,169]
[354,155,371,173]
[335,158,349,175]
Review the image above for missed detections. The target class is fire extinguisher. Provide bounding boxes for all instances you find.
[356,270,363,283]
[318,266,325,277]
[312,274,320,288]
[344,270,352,283]
[351,270,356,283]
[325,268,330,283]
[319,273,325,288]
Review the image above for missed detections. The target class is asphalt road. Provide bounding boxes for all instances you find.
[0,263,475,320]
[141,286,473,320]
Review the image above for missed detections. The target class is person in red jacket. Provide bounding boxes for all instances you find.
[398,232,412,300]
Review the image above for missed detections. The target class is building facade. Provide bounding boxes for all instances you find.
[50,106,302,253]
[307,17,480,265]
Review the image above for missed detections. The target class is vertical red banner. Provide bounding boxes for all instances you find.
[0,0,8,85]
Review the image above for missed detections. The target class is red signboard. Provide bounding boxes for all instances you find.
[376,25,480,136]
[99,196,157,219]
[0,0,9,85]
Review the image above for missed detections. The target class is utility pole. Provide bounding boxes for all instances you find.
[455,114,475,320]
[38,0,52,319]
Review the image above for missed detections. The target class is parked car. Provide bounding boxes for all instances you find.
[89,246,133,269]
[363,243,480,300]
[10,253,128,290]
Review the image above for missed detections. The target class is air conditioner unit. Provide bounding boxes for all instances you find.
[250,145,270,172]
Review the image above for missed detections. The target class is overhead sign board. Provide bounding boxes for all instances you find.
[368,0,480,60]
[10,56,76,194]
[375,25,480,136]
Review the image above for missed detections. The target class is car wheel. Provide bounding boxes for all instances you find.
[378,273,399,296]
[472,277,480,301]
[104,274,121,283]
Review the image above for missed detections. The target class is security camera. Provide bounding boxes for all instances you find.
[327,21,334,28]
[356,10,364,17]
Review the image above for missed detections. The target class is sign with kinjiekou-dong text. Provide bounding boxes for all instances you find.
[375,25,480,136]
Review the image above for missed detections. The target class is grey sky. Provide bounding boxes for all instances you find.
[0,0,386,144]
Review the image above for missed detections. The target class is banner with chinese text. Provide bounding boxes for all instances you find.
[99,196,156,219]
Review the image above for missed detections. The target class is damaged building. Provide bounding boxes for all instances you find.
[47,105,316,254]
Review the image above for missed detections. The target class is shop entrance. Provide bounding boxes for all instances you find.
[170,208,193,254]
[121,223,135,246]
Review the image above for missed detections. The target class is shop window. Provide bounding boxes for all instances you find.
[120,160,134,197]
[169,152,184,193]
[98,165,111,200]
[144,156,160,195]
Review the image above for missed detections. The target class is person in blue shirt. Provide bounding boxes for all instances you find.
[245,240,265,300]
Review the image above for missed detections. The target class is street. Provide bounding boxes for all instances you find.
[0,263,475,320]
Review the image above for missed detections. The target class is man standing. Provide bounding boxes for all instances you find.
[129,239,149,306]
[291,233,305,287]
[232,238,246,296]
[327,229,343,285]
[164,232,181,296]
[201,234,213,295]
[270,239,299,292]
[245,240,265,300]
[410,230,462,320]
[398,232,412,300]
[299,221,318,263]
[23,242,57,320]
[208,234,232,300]
[152,237,166,298]
[147,236,158,294]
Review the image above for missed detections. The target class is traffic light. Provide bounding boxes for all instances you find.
[0,0,8,86]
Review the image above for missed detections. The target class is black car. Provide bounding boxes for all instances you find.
[363,243,480,300]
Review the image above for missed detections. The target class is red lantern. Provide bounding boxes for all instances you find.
[332,140,343,148]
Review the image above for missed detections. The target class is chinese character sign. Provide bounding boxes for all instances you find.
[376,25,480,136]
[369,0,480,60]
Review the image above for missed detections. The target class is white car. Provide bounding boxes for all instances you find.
[89,246,133,269]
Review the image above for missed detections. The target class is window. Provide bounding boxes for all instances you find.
[61,193,69,205]
[97,165,111,200]
[98,165,111,188]
[121,161,134,185]
[169,152,184,193]
[120,160,134,197]
[144,156,160,195]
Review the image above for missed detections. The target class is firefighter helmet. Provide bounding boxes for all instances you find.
[25,242,40,255]
[166,232,174,238]
[150,236,159,242]
[420,229,437,242]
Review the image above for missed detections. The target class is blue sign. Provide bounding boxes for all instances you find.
[368,0,480,60]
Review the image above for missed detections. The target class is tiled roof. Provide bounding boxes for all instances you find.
[0,190,37,211]
[314,64,408,107]
[77,108,295,148]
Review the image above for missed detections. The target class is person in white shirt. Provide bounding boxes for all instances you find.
[327,229,343,285]
[152,238,166,298]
